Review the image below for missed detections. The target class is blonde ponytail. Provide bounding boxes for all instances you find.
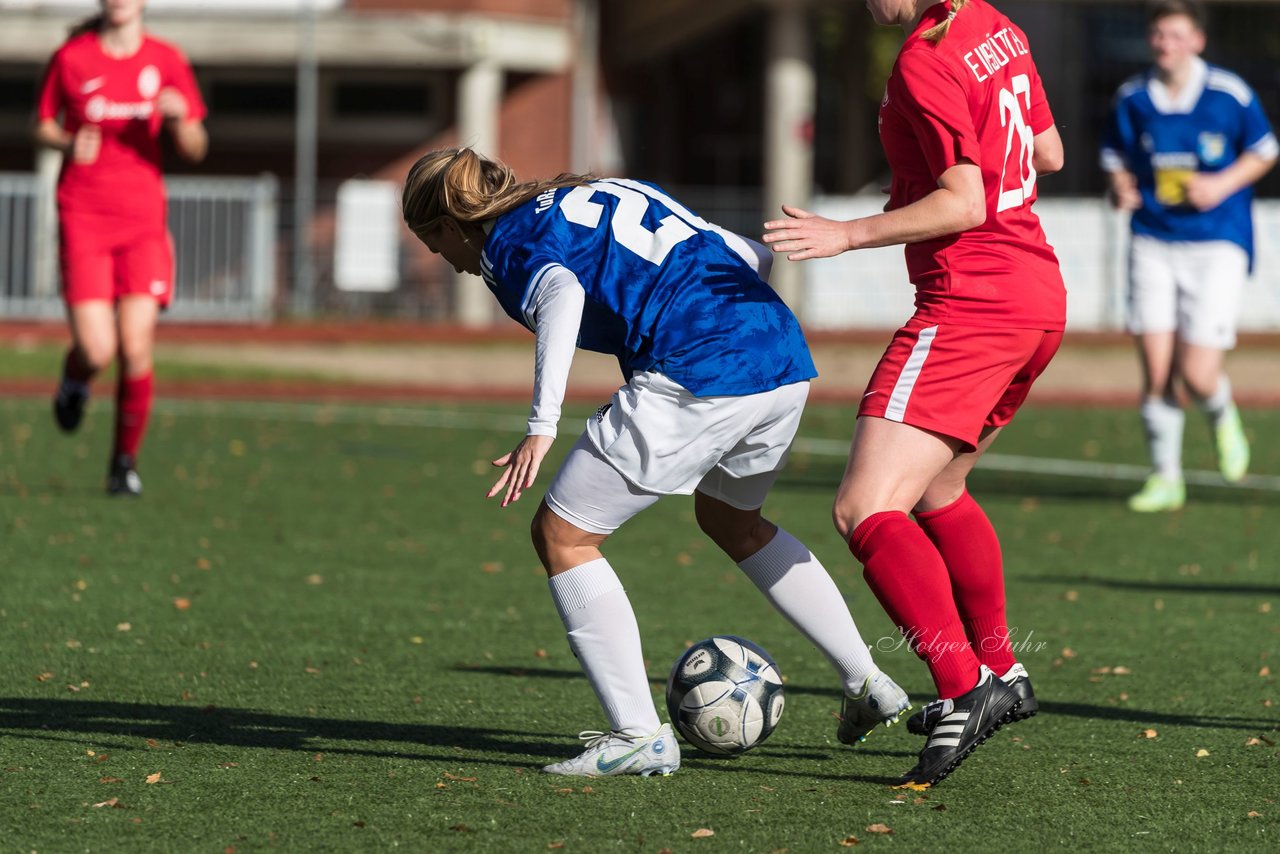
[922,0,968,43]
[402,148,593,239]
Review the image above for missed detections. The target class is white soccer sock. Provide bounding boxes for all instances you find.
[1197,374,1233,428]
[548,558,661,737]
[1140,394,1185,479]
[737,527,876,696]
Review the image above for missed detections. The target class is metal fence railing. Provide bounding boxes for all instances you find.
[0,172,277,322]
[5,171,1280,332]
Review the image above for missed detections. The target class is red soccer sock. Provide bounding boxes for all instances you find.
[849,511,980,699]
[62,347,95,384]
[915,491,1016,676]
[114,373,154,459]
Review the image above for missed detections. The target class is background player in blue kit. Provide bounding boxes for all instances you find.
[1101,0,1277,512]
[401,147,910,777]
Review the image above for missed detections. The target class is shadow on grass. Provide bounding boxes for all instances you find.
[0,696,566,767]
[1030,574,1280,596]
[0,696,907,778]
[455,666,1280,733]
[1035,700,1277,732]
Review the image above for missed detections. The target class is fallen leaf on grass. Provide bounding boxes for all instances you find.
[92,798,123,808]
[36,672,54,682]
[353,821,366,828]
[173,598,191,611]
[1139,729,1158,739]
[99,776,124,784]
[442,772,476,782]
[1248,811,1262,819]
[117,623,131,632]
[548,843,565,850]
[448,824,469,832]
[1195,749,1210,758]
[1261,666,1272,678]
[866,824,893,834]
[839,837,859,847]
[691,828,715,838]
[145,773,162,784]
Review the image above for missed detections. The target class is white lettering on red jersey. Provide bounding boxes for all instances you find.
[878,0,1065,330]
[38,33,206,230]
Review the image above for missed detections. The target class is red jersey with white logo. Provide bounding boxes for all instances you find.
[38,32,206,231]
[880,1,1065,329]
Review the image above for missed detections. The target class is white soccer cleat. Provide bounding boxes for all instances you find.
[541,723,681,777]
[837,670,912,744]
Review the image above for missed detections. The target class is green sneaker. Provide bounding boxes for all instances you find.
[1215,405,1250,483]
[1128,473,1185,512]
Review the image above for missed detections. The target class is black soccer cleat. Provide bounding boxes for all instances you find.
[893,665,1020,790]
[907,662,1038,735]
[53,383,89,433]
[106,455,143,497]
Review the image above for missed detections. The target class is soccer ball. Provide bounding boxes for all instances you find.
[665,635,785,755]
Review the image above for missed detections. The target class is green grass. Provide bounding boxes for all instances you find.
[0,343,327,384]
[1,397,1276,851]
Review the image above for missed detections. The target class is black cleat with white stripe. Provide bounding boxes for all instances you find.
[893,665,1020,790]
[907,662,1038,735]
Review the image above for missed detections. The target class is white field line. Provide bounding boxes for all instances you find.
[6,397,1279,492]
[791,437,1280,492]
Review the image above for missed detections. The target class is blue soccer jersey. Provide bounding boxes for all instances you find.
[1101,57,1278,263]
[479,178,816,397]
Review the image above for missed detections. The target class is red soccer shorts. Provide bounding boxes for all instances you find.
[60,218,174,308]
[858,316,1063,450]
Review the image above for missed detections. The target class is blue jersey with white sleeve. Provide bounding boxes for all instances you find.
[1101,58,1278,263]
[478,178,816,397]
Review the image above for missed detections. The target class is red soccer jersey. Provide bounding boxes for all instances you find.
[879,0,1065,329]
[38,32,206,231]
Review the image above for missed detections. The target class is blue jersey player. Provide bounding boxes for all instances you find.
[1101,0,1277,511]
[402,148,910,778]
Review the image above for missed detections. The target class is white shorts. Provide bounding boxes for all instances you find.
[543,373,810,535]
[1127,235,1247,349]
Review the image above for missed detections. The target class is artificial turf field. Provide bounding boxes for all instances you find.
[1,395,1276,852]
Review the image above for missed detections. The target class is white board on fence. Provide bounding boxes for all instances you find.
[334,179,400,293]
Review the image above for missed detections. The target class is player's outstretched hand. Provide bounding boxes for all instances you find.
[488,434,555,508]
[157,87,190,122]
[762,205,851,261]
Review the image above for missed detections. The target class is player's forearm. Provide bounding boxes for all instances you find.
[1032,126,1064,176]
[1212,152,1276,196]
[169,119,208,163]
[527,270,586,438]
[846,175,985,249]
[33,119,71,153]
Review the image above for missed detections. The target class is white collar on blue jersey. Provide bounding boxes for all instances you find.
[1147,56,1207,115]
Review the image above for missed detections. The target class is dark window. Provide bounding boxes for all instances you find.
[333,82,431,118]
[0,77,37,112]
[210,81,296,116]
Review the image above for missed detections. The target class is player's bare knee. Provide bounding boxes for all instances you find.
[79,342,115,373]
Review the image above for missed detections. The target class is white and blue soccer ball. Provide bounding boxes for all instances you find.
[665,635,785,755]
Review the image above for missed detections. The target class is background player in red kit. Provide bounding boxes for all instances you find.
[35,0,207,495]
[764,0,1064,788]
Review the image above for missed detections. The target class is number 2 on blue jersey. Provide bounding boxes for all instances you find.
[560,181,698,265]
